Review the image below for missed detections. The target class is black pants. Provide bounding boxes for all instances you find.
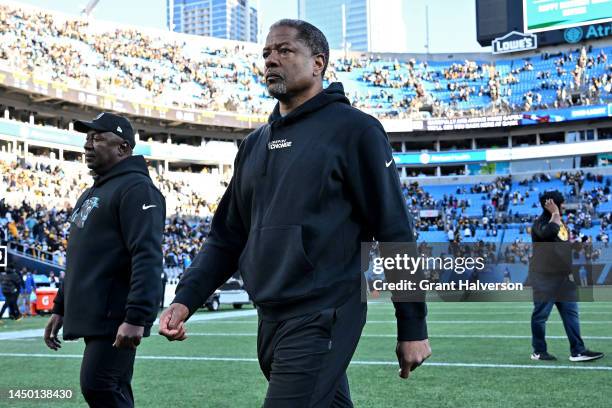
[0,292,20,319]
[257,291,367,408]
[80,337,136,408]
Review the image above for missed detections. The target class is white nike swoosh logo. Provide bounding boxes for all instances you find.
[385,159,394,167]
[142,204,157,210]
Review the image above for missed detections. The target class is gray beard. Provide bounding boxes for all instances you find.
[267,81,289,101]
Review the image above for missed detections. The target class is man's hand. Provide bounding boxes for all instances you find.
[158,303,189,341]
[544,199,562,225]
[544,198,559,215]
[113,322,144,349]
[396,339,432,379]
[43,314,63,351]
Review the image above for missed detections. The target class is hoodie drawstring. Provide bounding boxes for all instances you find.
[260,124,273,176]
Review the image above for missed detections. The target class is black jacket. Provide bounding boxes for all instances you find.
[53,156,165,340]
[1,270,23,295]
[173,83,427,341]
[530,212,573,278]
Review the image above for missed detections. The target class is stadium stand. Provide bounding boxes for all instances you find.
[407,172,611,244]
[0,2,610,285]
[2,145,610,281]
[2,3,612,406]
[0,3,610,121]
[0,154,214,279]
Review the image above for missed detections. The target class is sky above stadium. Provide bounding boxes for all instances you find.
[11,0,484,53]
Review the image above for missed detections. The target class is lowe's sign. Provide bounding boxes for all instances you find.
[492,31,538,54]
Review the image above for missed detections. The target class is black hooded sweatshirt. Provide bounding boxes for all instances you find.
[52,155,165,340]
[531,210,573,278]
[173,83,427,341]
[0,270,23,295]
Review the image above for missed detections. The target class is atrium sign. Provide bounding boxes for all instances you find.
[492,31,538,54]
[564,23,612,44]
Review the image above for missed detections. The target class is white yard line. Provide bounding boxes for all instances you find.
[369,311,612,315]
[368,304,612,309]
[8,331,609,341]
[0,329,46,341]
[189,320,612,324]
[0,310,257,341]
[1,309,607,340]
[365,320,612,324]
[178,309,257,323]
[0,353,610,371]
[183,332,612,340]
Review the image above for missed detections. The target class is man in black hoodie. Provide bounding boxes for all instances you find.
[43,113,165,407]
[530,190,603,362]
[160,20,430,407]
[0,267,23,320]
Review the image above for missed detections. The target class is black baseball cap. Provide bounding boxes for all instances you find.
[75,112,136,148]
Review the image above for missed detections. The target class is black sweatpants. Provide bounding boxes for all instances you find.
[257,291,367,408]
[80,337,136,408]
[0,292,20,319]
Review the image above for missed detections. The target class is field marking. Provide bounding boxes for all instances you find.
[368,301,612,311]
[183,309,257,322]
[222,311,612,320]
[1,308,607,340]
[189,320,612,324]
[183,333,612,340]
[368,320,612,324]
[0,353,610,371]
[352,361,612,371]
[367,311,612,315]
[4,331,612,341]
[0,310,257,341]
[3,319,606,340]
[0,329,46,341]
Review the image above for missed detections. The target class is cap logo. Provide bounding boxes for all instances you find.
[116,126,123,133]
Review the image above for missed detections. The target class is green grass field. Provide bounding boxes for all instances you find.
[1,302,611,407]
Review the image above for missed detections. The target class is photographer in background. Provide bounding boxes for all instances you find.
[0,266,23,320]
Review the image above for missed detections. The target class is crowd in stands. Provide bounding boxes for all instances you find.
[0,155,215,277]
[0,3,610,122]
[163,215,211,280]
[1,156,89,210]
[1,146,611,287]
[0,154,220,216]
[0,198,70,265]
[403,171,612,246]
[0,4,272,114]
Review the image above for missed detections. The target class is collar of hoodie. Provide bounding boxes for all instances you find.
[259,82,350,176]
[93,155,149,187]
